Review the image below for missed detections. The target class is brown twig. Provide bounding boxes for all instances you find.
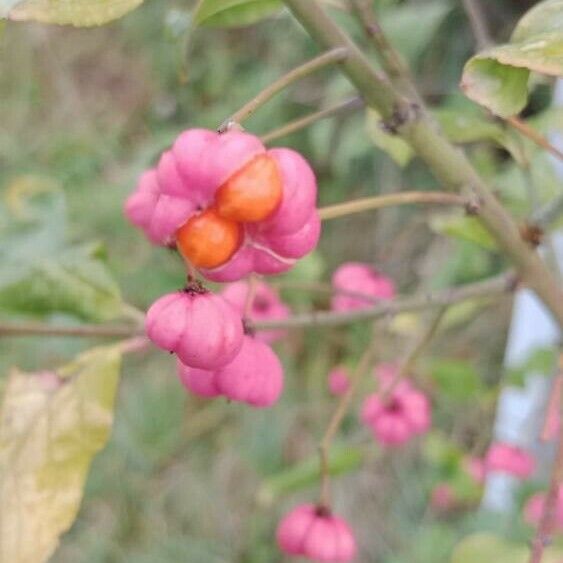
[507,116,563,163]
[350,0,422,105]
[541,373,563,443]
[0,322,141,339]
[260,96,363,143]
[461,0,492,50]
[0,273,516,338]
[319,191,469,220]
[243,274,259,319]
[255,272,516,330]
[380,307,448,401]
[218,48,349,132]
[529,353,563,563]
[319,335,377,507]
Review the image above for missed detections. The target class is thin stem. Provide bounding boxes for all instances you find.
[350,0,422,105]
[507,116,563,163]
[243,274,259,319]
[319,191,468,221]
[0,322,140,339]
[255,272,515,330]
[461,0,492,50]
[529,353,563,563]
[218,48,349,132]
[0,274,516,339]
[534,193,563,228]
[380,307,447,401]
[319,335,377,507]
[118,336,150,355]
[120,303,146,324]
[273,280,380,304]
[282,0,563,328]
[260,96,363,143]
[541,373,563,442]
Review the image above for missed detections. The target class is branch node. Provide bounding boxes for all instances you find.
[520,223,544,248]
[217,120,244,134]
[464,198,482,216]
[380,102,420,135]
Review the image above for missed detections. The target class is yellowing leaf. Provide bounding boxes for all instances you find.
[0,345,122,563]
[7,0,144,27]
[461,0,563,116]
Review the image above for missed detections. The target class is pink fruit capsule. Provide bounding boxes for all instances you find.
[277,504,357,562]
[361,383,431,447]
[145,283,243,370]
[215,335,284,408]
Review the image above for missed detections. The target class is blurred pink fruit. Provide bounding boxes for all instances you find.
[277,504,357,562]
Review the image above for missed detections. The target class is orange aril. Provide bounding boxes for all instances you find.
[176,207,243,269]
[215,154,283,223]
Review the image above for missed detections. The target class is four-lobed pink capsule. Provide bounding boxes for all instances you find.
[277,504,357,562]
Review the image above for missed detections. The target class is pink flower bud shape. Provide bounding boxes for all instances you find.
[215,335,284,407]
[220,280,290,343]
[328,367,350,396]
[331,262,396,312]
[145,280,243,370]
[361,384,431,447]
[177,360,221,398]
[277,504,357,562]
[485,442,536,479]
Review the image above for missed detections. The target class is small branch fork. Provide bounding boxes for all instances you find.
[0,272,516,339]
[530,354,563,563]
[218,47,349,133]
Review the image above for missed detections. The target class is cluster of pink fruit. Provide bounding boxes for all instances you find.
[125,130,420,561]
[127,128,320,410]
[125,128,319,280]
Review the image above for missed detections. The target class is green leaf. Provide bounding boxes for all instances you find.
[452,533,563,563]
[507,346,557,386]
[5,0,144,26]
[0,180,122,321]
[431,214,498,251]
[433,108,522,160]
[256,445,364,506]
[0,244,123,322]
[428,359,482,402]
[194,0,282,28]
[461,0,563,117]
[0,345,122,563]
[366,108,414,166]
